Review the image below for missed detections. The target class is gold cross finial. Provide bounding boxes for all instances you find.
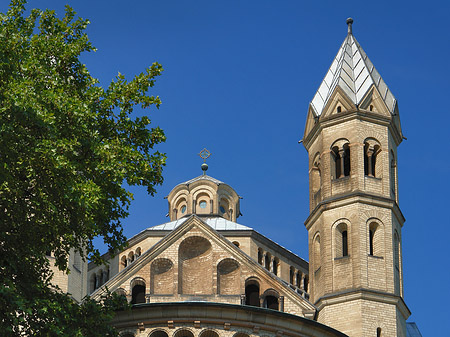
[198,148,211,175]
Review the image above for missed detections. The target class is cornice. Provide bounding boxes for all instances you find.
[304,192,405,230]
[314,288,411,319]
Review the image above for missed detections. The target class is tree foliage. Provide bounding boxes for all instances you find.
[0,0,165,334]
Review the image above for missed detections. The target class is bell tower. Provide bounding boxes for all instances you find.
[303,19,410,337]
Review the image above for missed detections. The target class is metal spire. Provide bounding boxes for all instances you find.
[346,17,353,35]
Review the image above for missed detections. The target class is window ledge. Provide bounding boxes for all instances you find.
[334,255,350,261]
[365,175,382,181]
[368,254,384,259]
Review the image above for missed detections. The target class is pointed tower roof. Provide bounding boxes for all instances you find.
[310,18,397,117]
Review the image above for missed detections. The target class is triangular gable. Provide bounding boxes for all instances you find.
[92,215,316,315]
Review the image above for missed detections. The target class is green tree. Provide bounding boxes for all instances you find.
[0,0,166,335]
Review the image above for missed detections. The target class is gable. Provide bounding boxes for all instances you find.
[92,216,316,317]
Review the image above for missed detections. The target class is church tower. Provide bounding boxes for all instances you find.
[302,19,410,337]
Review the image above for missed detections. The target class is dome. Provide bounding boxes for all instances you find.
[166,174,241,221]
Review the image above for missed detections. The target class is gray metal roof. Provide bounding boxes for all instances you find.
[310,29,396,116]
[182,174,224,186]
[147,216,253,231]
[406,323,423,337]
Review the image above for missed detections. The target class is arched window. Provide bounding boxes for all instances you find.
[128,251,135,264]
[173,329,194,337]
[272,257,279,276]
[135,247,141,258]
[377,327,382,337]
[313,234,321,271]
[264,253,271,270]
[149,331,169,337]
[296,271,302,288]
[289,267,295,284]
[257,248,263,265]
[331,140,350,179]
[131,278,146,304]
[245,279,260,307]
[336,106,342,113]
[369,229,374,256]
[390,151,397,197]
[114,288,127,302]
[335,223,349,258]
[364,141,381,177]
[342,230,348,257]
[303,275,309,293]
[232,241,240,248]
[121,255,127,270]
[262,289,280,310]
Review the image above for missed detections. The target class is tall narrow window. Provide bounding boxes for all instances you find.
[258,249,263,265]
[272,258,278,276]
[369,229,374,256]
[343,144,351,177]
[264,253,271,270]
[377,327,382,337]
[290,267,295,284]
[342,230,348,257]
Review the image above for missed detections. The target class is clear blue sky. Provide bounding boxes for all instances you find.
[5,1,449,335]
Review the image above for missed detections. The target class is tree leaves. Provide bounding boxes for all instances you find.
[0,0,165,335]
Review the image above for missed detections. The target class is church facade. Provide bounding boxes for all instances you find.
[61,19,422,337]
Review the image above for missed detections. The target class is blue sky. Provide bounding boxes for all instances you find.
[5,1,449,335]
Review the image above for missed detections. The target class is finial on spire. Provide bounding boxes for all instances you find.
[346,17,353,35]
[198,148,211,175]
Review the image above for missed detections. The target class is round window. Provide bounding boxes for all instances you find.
[219,206,226,213]
[181,205,186,214]
[199,201,207,209]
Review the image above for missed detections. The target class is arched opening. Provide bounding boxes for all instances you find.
[264,252,271,270]
[121,255,127,270]
[331,141,350,179]
[232,241,240,248]
[262,289,280,310]
[335,223,349,258]
[390,151,397,197]
[217,259,240,295]
[272,257,279,276]
[173,329,194,337]
[128,251,134,264]
[149,330,169,337]
[289,266,295,284]
[131,278,146,304]
[369,229,374,256]
[303,275,309,293]
[178,236,212,294]
[151,258,174,295]
[336,106,342,113]
[377,327,382,337]
[196,192,210,215]
[245,279,260,307]
[296,271,302,288]
[135,247,141,258]
[364,141,381,177]
[199,330,219,337]
[314,234,321,271]
[257,248,263,265]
